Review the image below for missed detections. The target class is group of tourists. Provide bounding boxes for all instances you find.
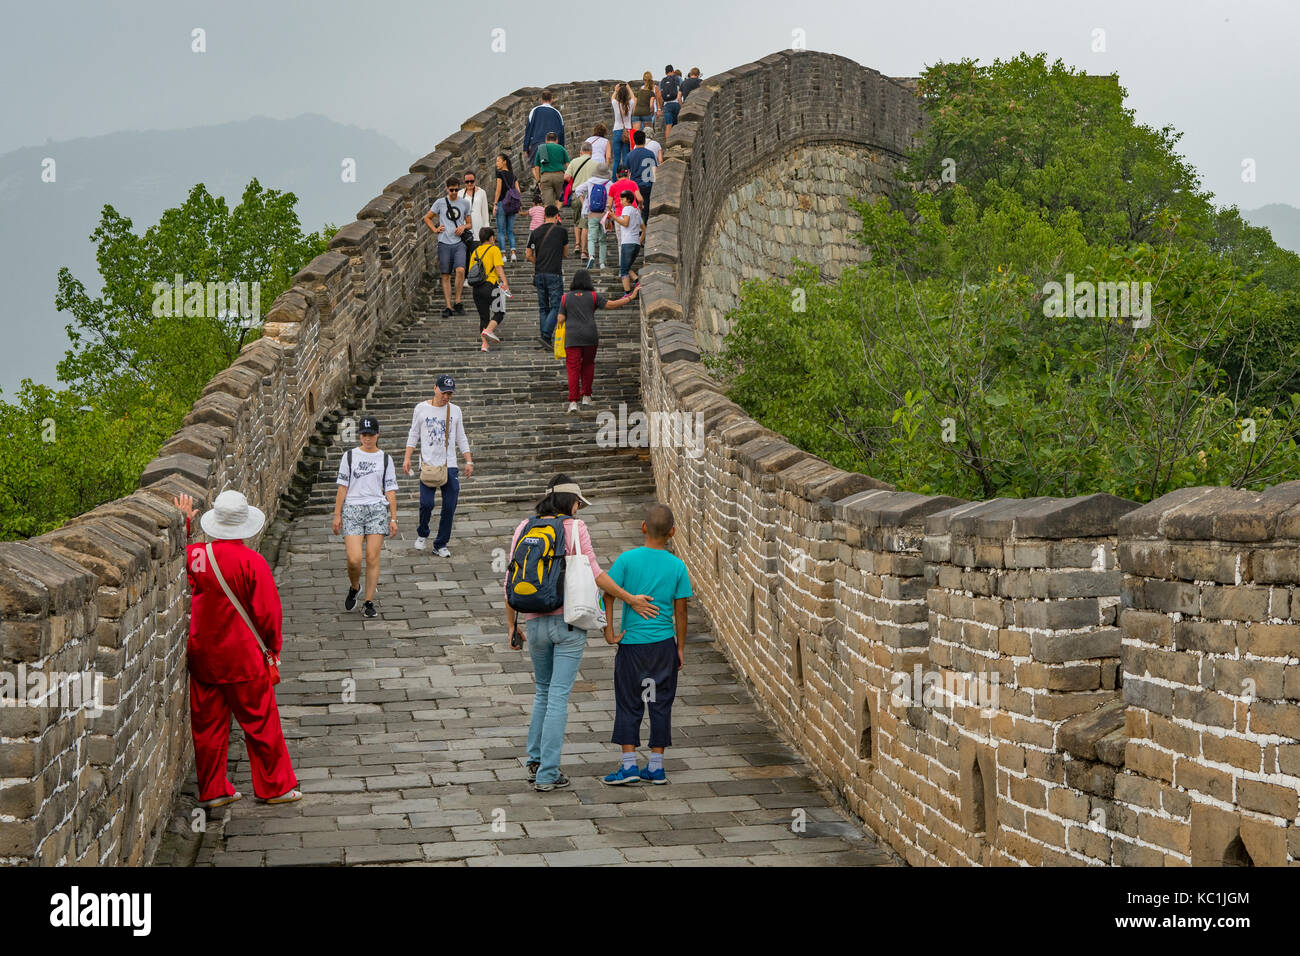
[423,68,704,405]
[172,70,704,814]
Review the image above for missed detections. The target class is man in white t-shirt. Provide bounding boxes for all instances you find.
[333,416,399,619]
[402,374,474,558]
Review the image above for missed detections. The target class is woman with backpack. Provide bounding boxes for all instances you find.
[556,268,639,413]
[492,153,522,261]
[505,475,660,791]
[610,83,634,192]
[468,226,510,351]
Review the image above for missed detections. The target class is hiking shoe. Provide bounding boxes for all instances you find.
[434,546,452,558]
[581,395,592,406]
[362,601,378,619]
[482,329,500,342]
[442,307,453,318]
[510,250,517,261]
[414,537,427,550]
[480,342,489,352]
[454,302,465,315]
[585,257,596,270]
[603,764,643,786]
[539,335,553,349]
[534,773,570,792]
[198,791,242,810]
[526,761,540,783]
[344,586,359,612]
[567,402,579,413]
[639,766,669,785]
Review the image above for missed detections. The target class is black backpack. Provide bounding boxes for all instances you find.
[506,516,568,613]
[661,74,680,102]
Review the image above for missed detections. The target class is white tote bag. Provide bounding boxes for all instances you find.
[563,519,607,631]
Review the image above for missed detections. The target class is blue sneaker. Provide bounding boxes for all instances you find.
[639,766,668,785]
[602,763,643,786]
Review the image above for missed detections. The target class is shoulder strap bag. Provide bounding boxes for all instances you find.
[205,543,280,684]
[419,404,452,488]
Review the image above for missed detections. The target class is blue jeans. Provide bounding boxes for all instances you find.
[526,615,587,784]
[535,273,565,340]
[611,136,628,180]
[416,467,459,548]
[496,206,518,252]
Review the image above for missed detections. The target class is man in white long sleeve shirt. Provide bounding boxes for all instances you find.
[402,374,474,557]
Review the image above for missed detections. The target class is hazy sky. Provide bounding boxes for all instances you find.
[1,0,1295,210]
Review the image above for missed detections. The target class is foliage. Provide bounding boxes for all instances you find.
[711,55,1300,503]
[0,180,332,540]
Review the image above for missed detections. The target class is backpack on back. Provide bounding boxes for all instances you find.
[506,516,568,613]
[588,180,608,213]
[466,246,489,286]
[661,74,680,102]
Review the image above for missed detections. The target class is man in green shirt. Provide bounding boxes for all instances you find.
[532,131,570,210]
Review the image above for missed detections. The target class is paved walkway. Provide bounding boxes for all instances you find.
[191,228,900,867]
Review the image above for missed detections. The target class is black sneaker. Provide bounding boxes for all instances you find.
[534,772,570,792]
[442,307,453,318]
[362,601,378,619]
[454,302,465,315]
[539,335,553,349]
[526,761,540,783]
[344,586,359,612]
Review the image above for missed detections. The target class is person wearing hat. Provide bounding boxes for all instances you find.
[571,161,613,272]
[504,474,660,791]
[332,416,399,619]
[403,375,474,557]
[172,490,301,809]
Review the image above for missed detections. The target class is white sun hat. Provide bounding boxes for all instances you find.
[550,482,591,506]
[200,490,266,540]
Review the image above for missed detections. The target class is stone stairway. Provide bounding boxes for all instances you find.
[298,216,654,513]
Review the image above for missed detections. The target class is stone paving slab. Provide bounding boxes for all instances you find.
[190,296,901,869]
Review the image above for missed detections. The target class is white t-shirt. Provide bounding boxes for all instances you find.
[406,400,471,469]
[616,205,643,246]
[645,139,663,163]
[463,185,491,242]
[336,448,399,506]
[611,96,631,131]
[584,135,611,165]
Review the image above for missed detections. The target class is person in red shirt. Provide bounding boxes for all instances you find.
[175,490,300,808]
[606,165,642,215]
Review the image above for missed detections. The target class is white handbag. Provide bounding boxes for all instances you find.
[563,519,607,631]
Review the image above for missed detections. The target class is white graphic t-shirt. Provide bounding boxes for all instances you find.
[406,401,471,470]
[336,448,399,506]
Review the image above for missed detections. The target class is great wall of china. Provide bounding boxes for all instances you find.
[1,50,1296,866]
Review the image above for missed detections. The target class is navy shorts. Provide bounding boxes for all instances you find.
[438,241,467,274]
[664,102,680,125]
[612,638,679,748]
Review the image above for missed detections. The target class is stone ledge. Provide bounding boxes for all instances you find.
[293,251,349,286]
[1059,697,1127,764]
[329,220,377,250]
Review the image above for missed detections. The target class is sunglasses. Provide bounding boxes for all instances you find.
[465,179,476,184]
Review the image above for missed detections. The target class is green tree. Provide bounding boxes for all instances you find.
[0,179,333,540]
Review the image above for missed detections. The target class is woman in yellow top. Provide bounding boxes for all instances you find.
[471,227,511,351]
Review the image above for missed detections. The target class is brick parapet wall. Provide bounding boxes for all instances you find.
[0,76,623,865]
[639,49,1300,865]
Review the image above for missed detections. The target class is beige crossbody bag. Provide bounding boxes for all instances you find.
[419,403,452,488]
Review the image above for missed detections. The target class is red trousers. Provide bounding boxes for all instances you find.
[565,344,597,401]
[190,674,297,801]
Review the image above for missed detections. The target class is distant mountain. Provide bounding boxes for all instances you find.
[0,115,414,396]
[1241,203,1300,255]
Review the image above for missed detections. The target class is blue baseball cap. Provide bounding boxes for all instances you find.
[436,374,455,392]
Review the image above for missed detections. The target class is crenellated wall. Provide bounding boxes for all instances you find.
[4,49,1296,867]
[639,49,1300,866]
[0,77,623,866]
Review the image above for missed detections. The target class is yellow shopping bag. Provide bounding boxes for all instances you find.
[553,316,566,359]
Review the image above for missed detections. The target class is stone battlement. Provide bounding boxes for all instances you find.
[1,50,1294,866]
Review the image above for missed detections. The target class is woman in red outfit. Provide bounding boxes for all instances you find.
[174,490,300,809]
[555,268,638,413]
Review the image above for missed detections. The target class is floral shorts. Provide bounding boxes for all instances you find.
[341,502,388,536]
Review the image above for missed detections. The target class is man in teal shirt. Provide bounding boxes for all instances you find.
[601,504,692,785]
[532,131,570,210]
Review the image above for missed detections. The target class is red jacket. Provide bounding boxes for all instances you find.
[185,535,283,684]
